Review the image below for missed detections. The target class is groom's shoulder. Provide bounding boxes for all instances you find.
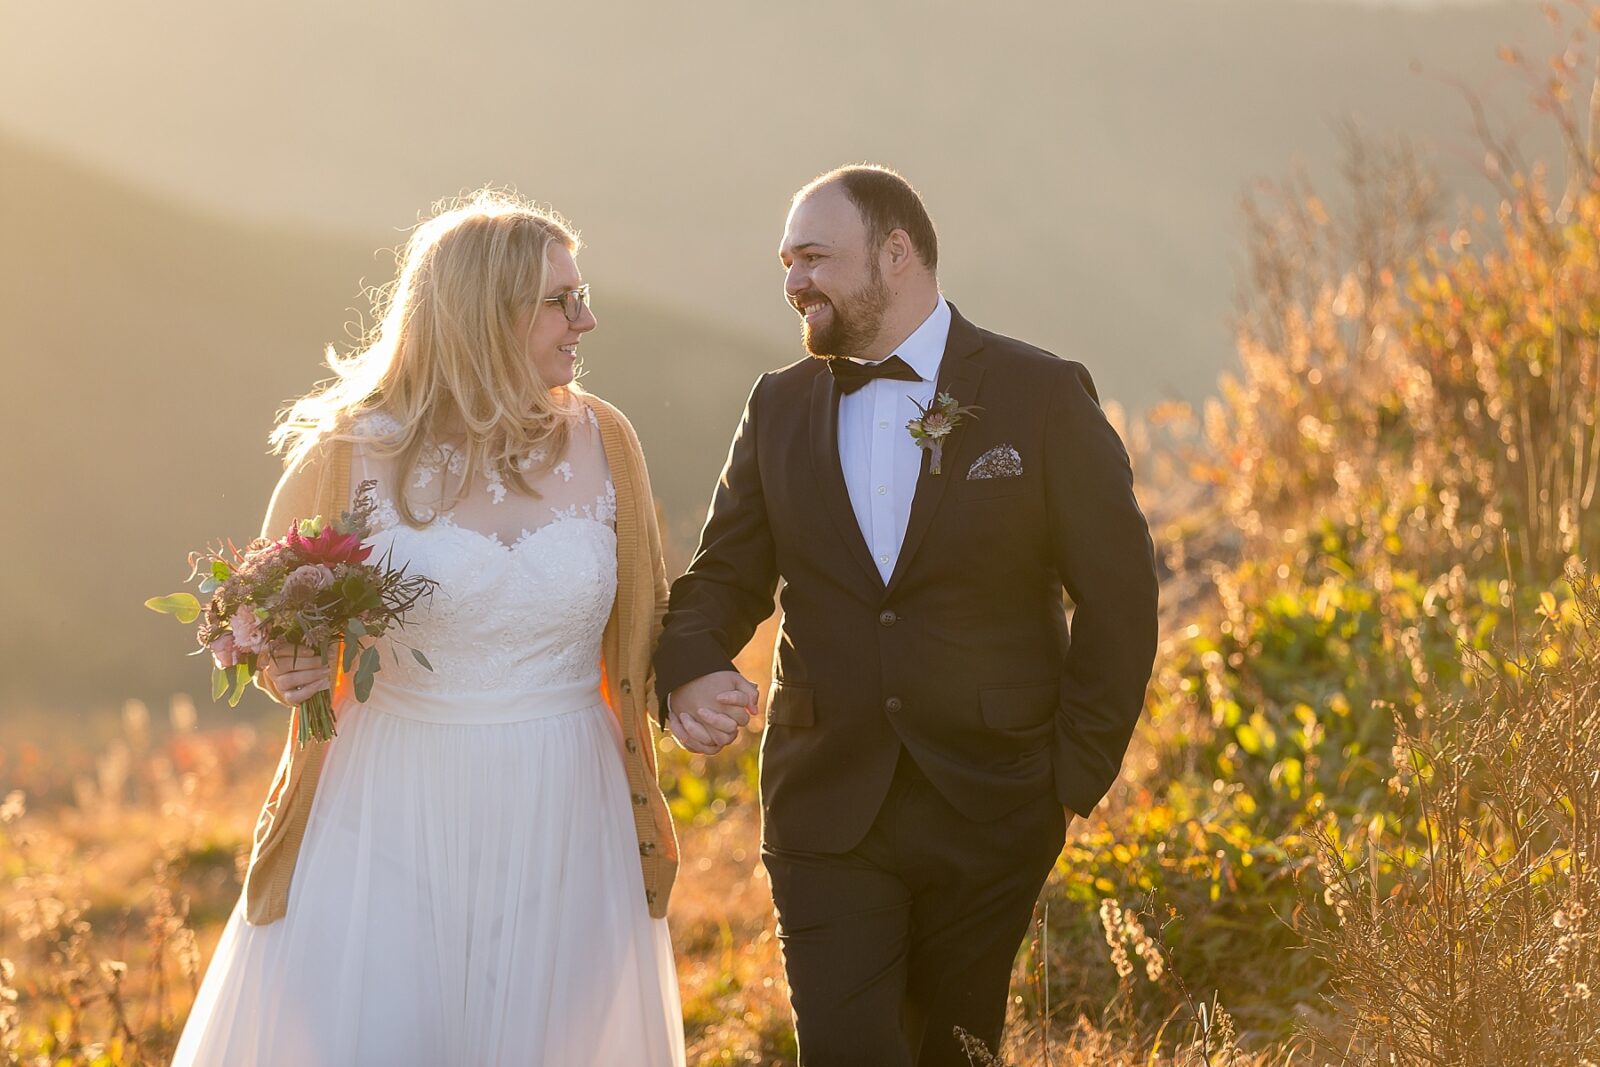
[964,316,1087,384]
[751,355,828,400]
[765,355,828,385]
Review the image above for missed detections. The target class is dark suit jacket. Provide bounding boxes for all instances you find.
[654,305,1160,853]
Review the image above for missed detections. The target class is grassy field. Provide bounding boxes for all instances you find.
[0,688,1302,1067]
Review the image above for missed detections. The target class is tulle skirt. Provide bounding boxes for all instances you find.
[172,681,686,1067]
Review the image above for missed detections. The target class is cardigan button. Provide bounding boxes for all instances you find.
[646,890,658,904]
[640,841,657,856]
[632,792,648,806]
[621,678,633,694]
[625,738,638,753]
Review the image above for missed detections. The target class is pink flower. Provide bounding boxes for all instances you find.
[286,520,372,567]
[208,633,240,669]
[229,606,270,654]
[279,563,335,603]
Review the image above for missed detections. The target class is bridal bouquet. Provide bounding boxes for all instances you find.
[147,481,438,746]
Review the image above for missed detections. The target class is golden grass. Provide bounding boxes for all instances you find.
[0,693,1309,1067]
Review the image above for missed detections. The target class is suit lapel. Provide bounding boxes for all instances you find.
[885,308,986,596]
[810,369,887,592]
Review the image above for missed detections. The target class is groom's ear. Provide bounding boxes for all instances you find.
[883,228,916,273]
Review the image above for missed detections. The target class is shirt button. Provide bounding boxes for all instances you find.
[885,696,904,713]
[876,485,887,495]
[878,421,890,430]
[879,610,897,626]
[878,554,889,565]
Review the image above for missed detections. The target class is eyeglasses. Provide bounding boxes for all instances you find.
[541,284,592,323]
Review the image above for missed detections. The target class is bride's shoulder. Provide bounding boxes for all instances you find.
[571,388,641,447]
[347,407,405,441]
[272,410,402,491]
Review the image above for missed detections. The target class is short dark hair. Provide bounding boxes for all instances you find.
[798,164,939,272]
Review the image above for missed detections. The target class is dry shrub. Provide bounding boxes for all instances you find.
[0,700,268,1066]
[1307,561,1600,1065]
[1224,160,1600,583]
[1141,10,1600,1061]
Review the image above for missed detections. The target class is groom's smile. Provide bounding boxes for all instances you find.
[795,294,833,327]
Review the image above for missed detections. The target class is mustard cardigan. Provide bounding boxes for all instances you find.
[239,392,678,924]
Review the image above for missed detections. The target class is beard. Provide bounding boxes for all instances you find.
[799,264,891,360]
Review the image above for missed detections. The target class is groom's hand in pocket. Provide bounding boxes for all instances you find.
[667,672,759,754]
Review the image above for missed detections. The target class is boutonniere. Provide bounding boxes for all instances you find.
[906,392,981,475]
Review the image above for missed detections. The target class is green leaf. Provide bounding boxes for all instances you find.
[411,648,434,671]
[146,593,201,624]
[211,667,229,701]
[228,663,251,707]
[346,618,367,638]
[341,635,360,672]
[198,577,221,595]
[354,645,381,702]
[211,560,231,582]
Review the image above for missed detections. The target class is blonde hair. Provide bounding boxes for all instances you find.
[271,188,584,527]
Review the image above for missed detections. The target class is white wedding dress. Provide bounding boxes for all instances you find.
[173,407,686,1067]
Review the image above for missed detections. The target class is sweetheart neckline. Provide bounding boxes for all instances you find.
[373,515,617,554]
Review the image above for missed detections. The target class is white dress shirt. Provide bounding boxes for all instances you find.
[838,296,952,583]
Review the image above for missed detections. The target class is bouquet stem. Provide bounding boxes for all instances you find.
[296,690,338,747]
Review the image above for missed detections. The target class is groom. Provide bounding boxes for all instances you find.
[655,165,1160,1065]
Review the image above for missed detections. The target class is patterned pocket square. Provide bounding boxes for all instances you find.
[967,444,1023,480]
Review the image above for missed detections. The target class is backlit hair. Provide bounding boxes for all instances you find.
[270,188,583,527]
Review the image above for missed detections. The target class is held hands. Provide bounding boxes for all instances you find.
[667,671,760,755]
[257,642,333,707]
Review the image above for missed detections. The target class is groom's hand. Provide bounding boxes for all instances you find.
[667,671,759,754]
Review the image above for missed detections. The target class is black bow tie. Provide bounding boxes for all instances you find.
[827,354,922,394]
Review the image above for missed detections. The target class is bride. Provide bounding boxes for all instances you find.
[173,190,707,1066]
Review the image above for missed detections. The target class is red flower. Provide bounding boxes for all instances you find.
[285,520,373,566]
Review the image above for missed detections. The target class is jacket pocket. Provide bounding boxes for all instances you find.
[767,681,816,727]
[957,472,1037,502]
[979,680,1058,731]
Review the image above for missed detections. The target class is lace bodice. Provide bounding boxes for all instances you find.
[347,406,618,699]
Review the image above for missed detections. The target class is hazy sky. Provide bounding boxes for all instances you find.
[0,0,1554,405]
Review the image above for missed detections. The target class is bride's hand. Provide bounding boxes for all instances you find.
[257,642,333,706]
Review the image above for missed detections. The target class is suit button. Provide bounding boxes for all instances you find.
[878,610,897,627]
[621,678,633,694]
[633,792,648,806]
[885,697,903,713]
[640,841,657,856]
[625,738,638,753]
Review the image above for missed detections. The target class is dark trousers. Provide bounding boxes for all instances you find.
[762,751,1066,1067]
